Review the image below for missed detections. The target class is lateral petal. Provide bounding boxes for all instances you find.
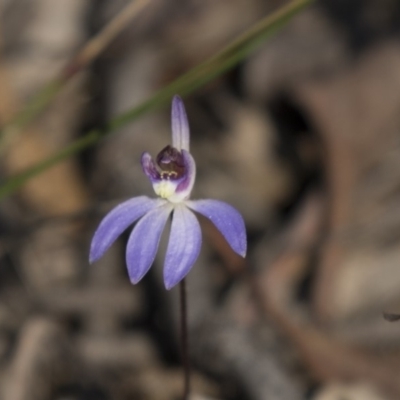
[126,203,173,284]
[187,199,247,257]
[164,205,201,289]
[168,150,196,203]
[90,196,160,263]
[141,152,160,182]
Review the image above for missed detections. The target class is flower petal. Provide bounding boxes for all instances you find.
[176,150,196,194]
[90,196,160,263]
[164,205,202,289]
[126,202,173,284]
[141,152,159,181]
[187,199,247,257]
[168,150,196,203]
[171,95,190,152]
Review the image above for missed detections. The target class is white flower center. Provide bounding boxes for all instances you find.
[153,181,177,199]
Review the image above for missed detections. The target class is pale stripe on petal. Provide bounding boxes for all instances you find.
[163,205,201,289]
[126,202,173,284]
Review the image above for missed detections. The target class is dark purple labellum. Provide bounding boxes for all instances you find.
[156,145,185,179]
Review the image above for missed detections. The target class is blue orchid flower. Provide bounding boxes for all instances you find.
[90,96,247,289]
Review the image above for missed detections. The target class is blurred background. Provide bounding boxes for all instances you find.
[1,0,400,399]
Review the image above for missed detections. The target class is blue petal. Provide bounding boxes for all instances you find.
[175,150,196,197]
[126,202,173,284]
[187,199,247,257]
[90,196,159,263]
[164,205,201,290]
[141,152,160,182]
[171,95,190,152]
[167,150,196,203]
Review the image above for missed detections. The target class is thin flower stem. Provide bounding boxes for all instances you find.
[180,278,190,400]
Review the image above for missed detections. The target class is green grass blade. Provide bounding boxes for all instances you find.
[0,0,314,199]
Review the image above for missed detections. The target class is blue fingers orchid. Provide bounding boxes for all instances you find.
[90,96,247,289]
